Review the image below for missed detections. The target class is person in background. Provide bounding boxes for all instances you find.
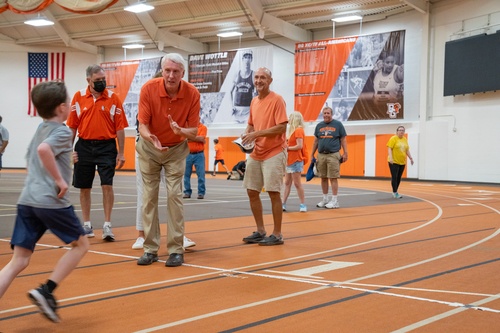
[229,160,246,180]
[230,49,256,123]
[241,67,288,246]
[0,115,9,171]
[212,138,230,177]
[183,122,208,199]
[0,81,89,323]
[67,65,128,241]
[282,111,307,213]
[311,106,348,209]
[136,53,199,267]
[387,125,414,199]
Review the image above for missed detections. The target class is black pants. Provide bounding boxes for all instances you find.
[388,162,405,193]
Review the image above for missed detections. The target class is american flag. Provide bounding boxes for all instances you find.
[28,52,66,116]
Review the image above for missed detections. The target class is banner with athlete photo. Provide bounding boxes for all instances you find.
[101,57,162,128]
[295,30,405,121]
[188,46,272,125]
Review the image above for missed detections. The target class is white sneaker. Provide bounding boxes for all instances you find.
[132,237,144,249]
[183,236,196,249]
[325,200,340,209]
[316,200,328,208]
[102,225,115,241]
[299,204,307,212]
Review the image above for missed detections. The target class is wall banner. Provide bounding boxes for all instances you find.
[101,57,162,128]
[294,30,405,122]
[188,46,272,125]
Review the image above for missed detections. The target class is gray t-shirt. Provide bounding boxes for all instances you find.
[18,121,73,209]
[314,119,347,153]
[0,123,9,146]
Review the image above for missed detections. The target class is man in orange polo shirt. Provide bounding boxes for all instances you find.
[241,67,288,246]
[183,122,207,199]
[136,53,200,267]
[67,65,128,241]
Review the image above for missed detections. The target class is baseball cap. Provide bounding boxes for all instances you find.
[242,49,253,57]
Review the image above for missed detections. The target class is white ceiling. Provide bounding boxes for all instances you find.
[0,0,437,54]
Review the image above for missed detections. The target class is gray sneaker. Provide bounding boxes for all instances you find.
[83,225,94,238]
[102,225,115,241]
[28,284,59,323]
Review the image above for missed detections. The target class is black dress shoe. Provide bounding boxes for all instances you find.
[165,253,184,267]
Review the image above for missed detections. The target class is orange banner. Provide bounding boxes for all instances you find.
[294,37,357,121]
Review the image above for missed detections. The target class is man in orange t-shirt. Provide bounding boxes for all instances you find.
[136,53,200,267]
[241,67,288,246]
[67,64,128,242]
[183,123,207,199]
[212,138,230,177]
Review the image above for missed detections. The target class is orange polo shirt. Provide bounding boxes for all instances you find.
[67,87,128,140]
[188,123,207,153]
[138,78,200,146]
[248,91,288,161]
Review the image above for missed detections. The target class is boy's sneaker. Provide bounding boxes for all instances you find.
[299,204,307,212]
[28,284,60,323]
[183,236,196,249]
[132,237,144,249]
[316,199,328,208]
[325,200,340,209]
[258,234,284,246]
[102,225,115,241]
[83,225,94,238]
[282,204,287,212]
[243,231,266,243]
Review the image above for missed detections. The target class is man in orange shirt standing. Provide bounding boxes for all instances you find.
[212,138,230,177]
[241,67,288,246]
[136,53,200,267]
[183,122,207,199]
[67,65,128,241]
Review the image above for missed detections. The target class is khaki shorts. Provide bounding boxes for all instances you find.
[317,152,341,179]
[243,151,286,192]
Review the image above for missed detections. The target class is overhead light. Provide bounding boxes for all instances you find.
[217,31,243,38]
[123,44,145,49]
[24,14,54,27]
[331,15,362,23]
[124,1,154,13]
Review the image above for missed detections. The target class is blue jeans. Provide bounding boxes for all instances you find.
[184,152,206,196]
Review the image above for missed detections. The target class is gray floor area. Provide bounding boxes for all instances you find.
[0,171,415,238]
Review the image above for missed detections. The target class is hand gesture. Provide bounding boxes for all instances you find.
[168,115,182,136]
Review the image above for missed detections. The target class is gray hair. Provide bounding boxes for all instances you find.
[161,53,186,71]
[86,65,104,78]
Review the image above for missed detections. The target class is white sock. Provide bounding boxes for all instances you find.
[323,194,329,201]
[104,222,111,227]
[84,221,92,227]
[332,195,338,202]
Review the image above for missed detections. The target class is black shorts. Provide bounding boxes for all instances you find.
[73,139,117,188]
[214,159,225,165]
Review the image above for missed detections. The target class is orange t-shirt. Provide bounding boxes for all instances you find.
[214,143,224,160]
[188,123,207,153]
[287,127,305,165]
[138,78,200,146]
[248,91,288,161]
[67,87,128,140]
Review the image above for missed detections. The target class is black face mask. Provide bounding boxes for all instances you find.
[93,80,106,93]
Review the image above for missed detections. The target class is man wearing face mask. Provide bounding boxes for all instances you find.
[67,65,128,241]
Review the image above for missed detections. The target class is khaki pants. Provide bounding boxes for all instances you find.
[136,138,189,255]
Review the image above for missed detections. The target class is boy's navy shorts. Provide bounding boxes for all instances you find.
[73,138,117,188]
[10,205,85,252]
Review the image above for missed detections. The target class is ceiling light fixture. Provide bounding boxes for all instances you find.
[122,44,145,49]
[24,14,54,27]
[331,15,362,23]
[217,31,243,38]
[124,1,154,13]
